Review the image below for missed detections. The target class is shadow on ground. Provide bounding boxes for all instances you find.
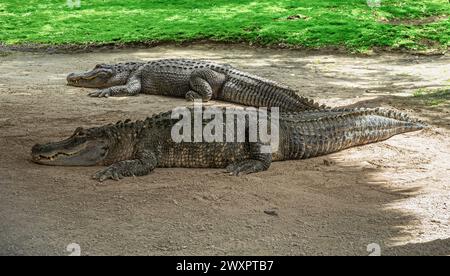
[345,88,450,129]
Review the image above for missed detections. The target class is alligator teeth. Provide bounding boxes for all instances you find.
[39,155,54,161]
[39,152,78,160]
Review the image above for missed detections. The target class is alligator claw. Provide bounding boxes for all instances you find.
[93,167,123,182]
[89,89,111,98]
[226,160,263,176]
[185,91,201,101]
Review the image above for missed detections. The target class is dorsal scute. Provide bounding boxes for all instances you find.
[147,58,234,71]
[281,107,422,125]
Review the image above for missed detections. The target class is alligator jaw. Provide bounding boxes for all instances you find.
[31,135,109,167]
[32,150,82,164]
[31,140,87,165]
[67,72,99,87]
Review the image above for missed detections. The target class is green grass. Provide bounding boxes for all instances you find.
[413,88,450,106]
[0,0,449,51]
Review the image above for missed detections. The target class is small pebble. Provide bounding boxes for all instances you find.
[264,210,279,217]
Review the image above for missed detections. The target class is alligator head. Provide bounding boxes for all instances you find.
[67,63,134,88]
[32,127,114,166]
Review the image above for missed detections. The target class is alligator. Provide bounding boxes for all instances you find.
[67,59,325,112]
[31,106,425,182]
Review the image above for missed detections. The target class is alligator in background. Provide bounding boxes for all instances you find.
[67,59,326,112]
[31,107,425,182]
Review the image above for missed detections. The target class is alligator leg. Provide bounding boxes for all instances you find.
[226,142,272,176]
[186,69,226,102]
[92,150,158,182]
[89,72,142,98]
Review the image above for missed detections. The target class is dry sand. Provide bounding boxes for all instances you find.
[0,45,449,255]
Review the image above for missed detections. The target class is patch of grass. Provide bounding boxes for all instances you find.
[413,88,450,106]
[0,0,449,51]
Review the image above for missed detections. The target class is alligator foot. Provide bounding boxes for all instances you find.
[88,89,112,98]
[93,167,124,182]
[185,91,203,101]
[226,160,268,176]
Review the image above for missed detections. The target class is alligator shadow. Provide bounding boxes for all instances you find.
[343,89,450,129]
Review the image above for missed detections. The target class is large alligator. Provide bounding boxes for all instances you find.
[67,59,325,112]
[31,106,425,182]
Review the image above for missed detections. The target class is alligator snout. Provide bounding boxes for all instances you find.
[32,143,43,153]
[67,72,90,82]
[31,143,45,162]
[67,73,76,84]
[67,73,82,84]
[67,73,76,80]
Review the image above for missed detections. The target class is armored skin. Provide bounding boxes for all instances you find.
[31,107,426,182]
[67,59,325,112]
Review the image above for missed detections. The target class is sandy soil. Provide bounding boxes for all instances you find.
[0,45,449,256]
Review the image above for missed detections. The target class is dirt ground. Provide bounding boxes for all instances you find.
[0,44,449,256]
